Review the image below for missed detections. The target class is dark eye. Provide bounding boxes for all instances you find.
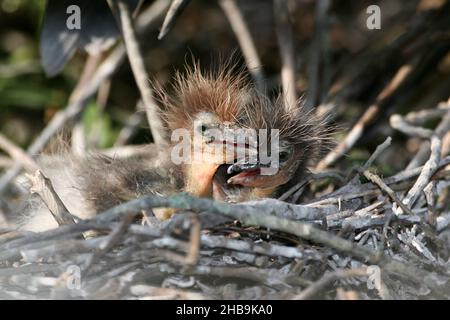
[197,124,208,134]
[279,151,290,162]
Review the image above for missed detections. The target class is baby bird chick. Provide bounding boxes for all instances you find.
[215,94,331,202]
[16,63,253,230]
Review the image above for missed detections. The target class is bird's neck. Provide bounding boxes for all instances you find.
[248,186,278,200]
[184,162,219,198]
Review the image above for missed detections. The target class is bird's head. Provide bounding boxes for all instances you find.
[157,62,253,163]
[223,94,332,197]
[156,62,255,198]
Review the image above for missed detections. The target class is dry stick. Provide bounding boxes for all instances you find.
[131,225,320,260]
[442,131,450,157]
[129,285,206,300]
[362,170,414,216]
[293,267,368,300]
[114,101,145,146]
[404,102,450,125]
[83,211,137,276]
[0,133,39,173]
[309,156,450,207]
[278,171,345,202]
[4,197,444,292]
[390,114,434,139]
[305,137,392,208]
[157,0,190,39]
[406,106,450,169]
[0,133,36,226]
[159,214,201,266]
[317,65,412,170]
[306,0,331,109]
[361,136,392,173]
[185,214,201,265]
[348,136,392,185]
[0,48,124,195]
[0,198,9,227]
[70,54,104,157]
[0,0,169,195]
[178,265,310,288]
[219,0,265,92]
[274,0,297,112]
[26,170,76,226]
[0,156,13,169]
[397,135,442,214]
[117,0,166,146]
[4,193,433,287]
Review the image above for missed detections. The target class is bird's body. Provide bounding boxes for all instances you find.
[14,63,253,230]
[14,62,331,232]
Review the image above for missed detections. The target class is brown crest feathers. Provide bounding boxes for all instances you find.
[156,62,252,131]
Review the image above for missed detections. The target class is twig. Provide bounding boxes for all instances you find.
[4,193,433,287]
[278,171,345,202]
[362,170,414,216]
[317,65,412,170]
[114,102,145,146]
[0,198,9,228]
[130,284,206,300]
[0,0,169,195]
[360,137,392,173]
[219,0,265,92]
[348,136,392,185]
[158,214,201,266]
[180,265,311,288]
[70,54,104,156]
[406,105,450,169]
[0,156,13,169]
[83,211,137,276]
[25,170,77,226]
[274,0,297,112]
[306,0,331,108]
[118,0,166,146]
[396,135,442,214]
[157,0,191,39]
[390,114,434,139]
[293,268,368,299]
[309,156,450,207]
[0,133,39,173]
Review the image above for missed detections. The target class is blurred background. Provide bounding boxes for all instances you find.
[0,0,449,174]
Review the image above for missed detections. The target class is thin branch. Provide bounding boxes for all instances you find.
[0,133,39,173]
[70,54,104,156]
[317,65,412,170]
[25,170,77,226]
[306,0,331,109]
[362,170,414,216]
[83,211,137,276]
[293,268,368,299]
[397,135,442,214]
[0,0,170,195]
[117,0,166,146]
[219,0,265,92]
[157,0,191,40]
[114,101,145,146]
[274,0,297,112]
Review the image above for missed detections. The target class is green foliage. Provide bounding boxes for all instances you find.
[82,101,118,149]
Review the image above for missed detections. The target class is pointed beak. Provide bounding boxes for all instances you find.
[227,158,259,175]
[226,157,284,187]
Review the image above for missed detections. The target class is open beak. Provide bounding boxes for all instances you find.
[226,157,264,186]
[226,158,285,187]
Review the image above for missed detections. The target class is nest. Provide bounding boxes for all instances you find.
[1,100,450,299]
[0,0,449,300]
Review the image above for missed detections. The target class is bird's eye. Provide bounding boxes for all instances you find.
[197,124,208,134]
[279,151,290,163]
